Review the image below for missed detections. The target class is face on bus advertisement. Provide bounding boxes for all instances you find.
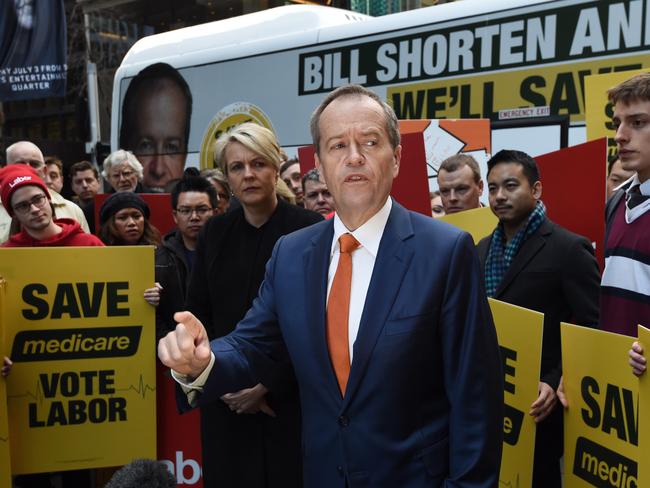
[131,79,189,190]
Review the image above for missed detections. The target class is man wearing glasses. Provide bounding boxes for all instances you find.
[1,141,90,243]
[150,173,218,338]
[0,165,103,247]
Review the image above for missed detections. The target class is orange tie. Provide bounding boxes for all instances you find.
[327,233,360,395]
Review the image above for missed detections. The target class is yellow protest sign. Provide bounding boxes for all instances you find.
[0,278,11,487]
[561,323,638,488]
[440,206,497,244]
[489,299,543,488]
[637,325,650,488]
[585,68,650,162]
[0,247,156,475]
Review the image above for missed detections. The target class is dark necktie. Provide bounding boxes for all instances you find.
[626,184,650,210]
[326,233,360,396]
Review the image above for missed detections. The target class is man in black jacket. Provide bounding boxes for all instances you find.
[153,174,217,339]
[477,149,600,488]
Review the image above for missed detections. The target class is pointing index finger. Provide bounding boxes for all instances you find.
[174,311,206,341]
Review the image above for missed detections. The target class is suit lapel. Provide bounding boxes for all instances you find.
[495,220,552,297]
[302,220,341,400]
[342,203,414,409]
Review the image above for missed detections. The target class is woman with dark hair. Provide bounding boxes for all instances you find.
[186,122,322,488]
[99,192,163,310]
[98,192,161,246]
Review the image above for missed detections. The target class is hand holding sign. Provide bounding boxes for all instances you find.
[143,282,163,307]
[529,381,557,423]
[158,311,212,379]
[629,341,646,376]
[1,357,11,377]
[557,376,568,409]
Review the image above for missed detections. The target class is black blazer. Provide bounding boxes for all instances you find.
[477,218,600,389]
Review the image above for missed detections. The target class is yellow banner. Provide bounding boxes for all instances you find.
[561,323,638,488]
[0,247,156,475]
[388,54,650,124]
[585,68,650,163]
[637,325,650,488]
[489,299,543,488]
[0,279,10,487]
[439,206,497,244]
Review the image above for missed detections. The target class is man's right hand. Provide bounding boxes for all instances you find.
[158,311,212,379]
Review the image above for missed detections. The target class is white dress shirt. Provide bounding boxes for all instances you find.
[329,197,392,360]
[173,197,393,394]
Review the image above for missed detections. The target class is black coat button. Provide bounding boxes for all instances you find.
[338,415,349,427]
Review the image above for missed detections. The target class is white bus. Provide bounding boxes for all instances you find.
[112,0,650,188]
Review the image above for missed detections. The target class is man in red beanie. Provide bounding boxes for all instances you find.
[0,165,103,247]
[1,141,90,244]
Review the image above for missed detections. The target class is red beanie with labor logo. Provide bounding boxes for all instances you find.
[0,165,51,216]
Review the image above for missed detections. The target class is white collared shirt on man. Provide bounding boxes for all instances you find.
[328,197,391,360]
[623,174,650,222]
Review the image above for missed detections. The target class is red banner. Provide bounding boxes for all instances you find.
[157,363,203,487]
[536,138,607,268]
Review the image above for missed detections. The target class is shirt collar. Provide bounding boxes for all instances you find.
[49,190,65,206]
[331,197,392,258]
[626,174,650,196]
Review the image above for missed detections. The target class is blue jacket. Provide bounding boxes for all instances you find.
[196,201,503,487]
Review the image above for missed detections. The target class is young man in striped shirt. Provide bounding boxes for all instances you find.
[602,73,650,338]
[600,73,650,375]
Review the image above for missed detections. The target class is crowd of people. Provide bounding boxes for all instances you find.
[1,72,650,487]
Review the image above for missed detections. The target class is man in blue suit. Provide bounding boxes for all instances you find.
[159,85,503,487]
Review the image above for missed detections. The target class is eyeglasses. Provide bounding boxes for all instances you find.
[175,206,213,217]
[110,170,136,180]
[13,193,48,214]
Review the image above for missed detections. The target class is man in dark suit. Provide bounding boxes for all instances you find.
[477,149,600,488]
[159,84,503,487]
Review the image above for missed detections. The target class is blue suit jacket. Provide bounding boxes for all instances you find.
[197,202,503,487]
